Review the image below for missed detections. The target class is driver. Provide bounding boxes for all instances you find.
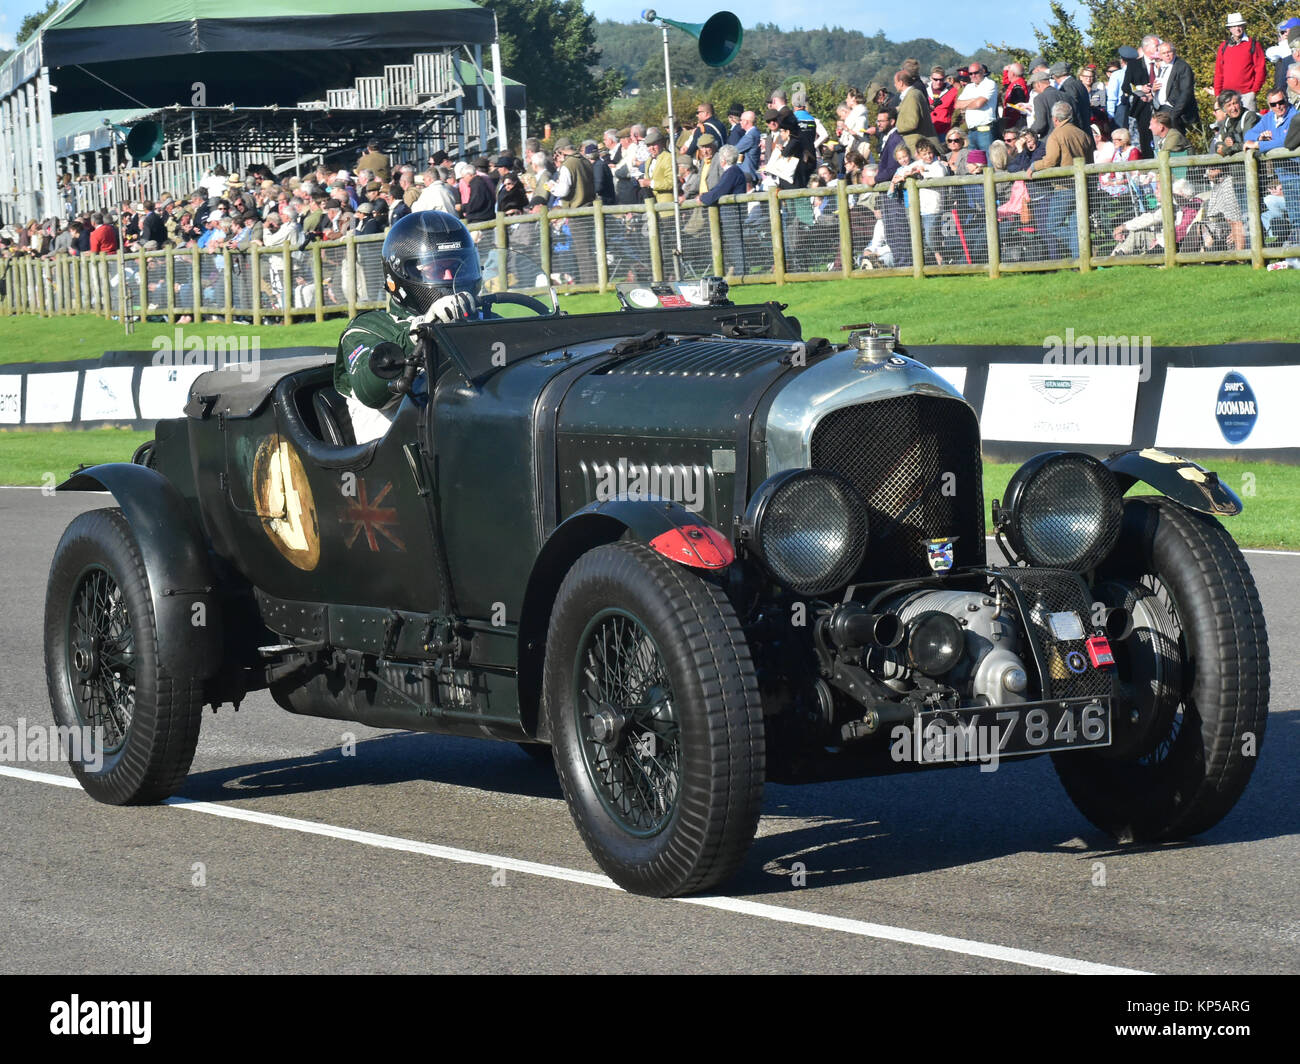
[334,210,482,443]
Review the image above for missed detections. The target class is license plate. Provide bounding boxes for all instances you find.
[908,698,1112,765]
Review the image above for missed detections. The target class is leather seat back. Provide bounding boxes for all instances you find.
[313,387,355,447]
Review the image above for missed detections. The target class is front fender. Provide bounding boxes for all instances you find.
[514,499,734,740]
[1105,448,1242,517]
[569,497,735,570]
[59,463,224,679]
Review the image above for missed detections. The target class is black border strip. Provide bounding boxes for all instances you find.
[43,11,496,67]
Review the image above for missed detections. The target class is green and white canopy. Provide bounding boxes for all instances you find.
[1,0,497,112]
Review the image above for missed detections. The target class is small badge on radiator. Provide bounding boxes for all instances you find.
[1065,650,1088,674]
[925,537,956,572]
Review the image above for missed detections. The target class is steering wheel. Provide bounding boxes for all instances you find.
[479,291,555,316]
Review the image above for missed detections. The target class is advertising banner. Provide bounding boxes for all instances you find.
[1155,366,1300,451]
[138,365,210,421]
[980,363,1140,445]
[23,372,80,424]
[79,367,137,422]
[0,376,21,425]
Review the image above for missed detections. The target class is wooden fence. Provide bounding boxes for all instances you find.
[3,148,1298,325]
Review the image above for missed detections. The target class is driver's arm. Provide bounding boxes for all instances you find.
[335,310,416,408]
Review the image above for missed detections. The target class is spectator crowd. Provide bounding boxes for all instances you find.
[5,13,1300,291]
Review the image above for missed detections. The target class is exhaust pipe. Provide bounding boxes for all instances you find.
[825,603,904,649]
[1100,606,1132,641]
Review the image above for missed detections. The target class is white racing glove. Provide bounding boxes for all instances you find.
[408,292,478,341]
[431,291,478,322]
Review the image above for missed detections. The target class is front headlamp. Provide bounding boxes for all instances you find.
[741,469,868,596]
[995,452,1123,571]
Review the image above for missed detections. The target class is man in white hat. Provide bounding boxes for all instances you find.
[1215,13,1266,113]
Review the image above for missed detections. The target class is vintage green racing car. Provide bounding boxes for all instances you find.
[44,278,1269,897]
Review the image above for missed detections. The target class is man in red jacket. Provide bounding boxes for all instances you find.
[1215,13,1267,113]
[88,213,118,254]
[926,66,960,138]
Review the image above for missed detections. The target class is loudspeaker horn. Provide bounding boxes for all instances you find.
[643,10,743,67]
[119,121,165,162]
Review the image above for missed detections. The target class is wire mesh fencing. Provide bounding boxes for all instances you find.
[502,215,546,290]
[783,192,842,274]
[720,196,775,278]
[356,239,384,304]
[602,208,654,284]
[537,212,591,286]
[318,242,351,310]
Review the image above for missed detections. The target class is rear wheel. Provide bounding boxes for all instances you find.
[44,508,203,804]
[544,543,764,896]
[1054,497,1269,841]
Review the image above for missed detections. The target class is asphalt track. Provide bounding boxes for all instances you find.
[1,490,1296,974]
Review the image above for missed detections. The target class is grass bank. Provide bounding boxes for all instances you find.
[557,266,1300,345]
[3,264,1299,366]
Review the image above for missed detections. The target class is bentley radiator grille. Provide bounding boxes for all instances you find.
[809,395,985,582]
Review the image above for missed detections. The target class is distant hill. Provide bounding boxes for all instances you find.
[594,20,1017,93]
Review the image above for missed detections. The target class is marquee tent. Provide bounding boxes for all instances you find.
[0,0,507,222]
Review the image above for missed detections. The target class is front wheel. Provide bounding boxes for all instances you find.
[1053,497,1269,841]
[44,508,203,804]
[544,543,765,897]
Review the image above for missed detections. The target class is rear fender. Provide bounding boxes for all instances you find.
[515,498,734,739]
[1104,449,1242,517]
[59,463,224,679]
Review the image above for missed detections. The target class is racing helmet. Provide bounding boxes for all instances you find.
[381,210,482,314]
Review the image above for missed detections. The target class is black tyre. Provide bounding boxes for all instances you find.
[544,542,765,896]
[1053,497,1269,841]
[44,508,203,804]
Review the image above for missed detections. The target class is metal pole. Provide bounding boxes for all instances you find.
[661,25,683,279]
[491,17,509,154]
[293,116,300,176]
[474,44,487,155]
[0,97,13,225]
[25,83,42,221]
[38,70,58,218]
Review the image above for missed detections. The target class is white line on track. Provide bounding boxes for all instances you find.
[0,486,110,492]
[0,763,1147,975]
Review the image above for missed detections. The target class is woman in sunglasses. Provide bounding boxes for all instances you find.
[943,129,968,173]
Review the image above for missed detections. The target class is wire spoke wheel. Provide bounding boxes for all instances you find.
[545,542,764,897]
[45,507,204,805]
[575,610,681,837]
[67,566,136,754]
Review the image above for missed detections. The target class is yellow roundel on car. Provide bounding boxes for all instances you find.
[252,435,321,571]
